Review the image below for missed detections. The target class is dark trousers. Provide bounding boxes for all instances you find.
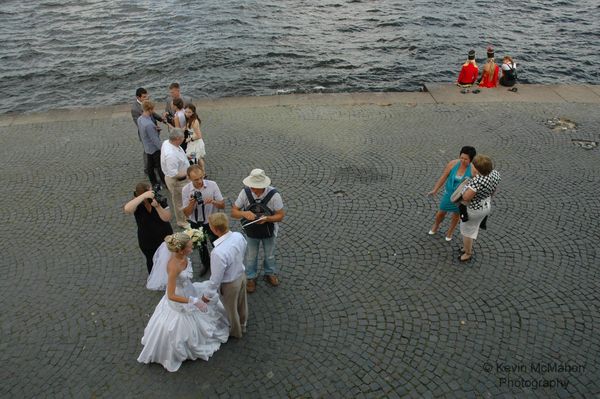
[190,221,217,271]
[500,76,516,87]
[146,150,165,187]
[142,150,149,175]
[141,247,155,274]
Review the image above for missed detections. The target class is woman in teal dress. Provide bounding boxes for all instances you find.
[428,146,477,241]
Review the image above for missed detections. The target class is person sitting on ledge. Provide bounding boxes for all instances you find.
[499,55,517,87]
[478,47,499,88]
[457,50,479,86]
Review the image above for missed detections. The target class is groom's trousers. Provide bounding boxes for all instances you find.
[221,275,248,338]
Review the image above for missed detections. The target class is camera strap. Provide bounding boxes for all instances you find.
[194,193,207,223]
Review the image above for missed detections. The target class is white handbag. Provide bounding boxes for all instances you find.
[450,179,469,204]
[186,138,206,158]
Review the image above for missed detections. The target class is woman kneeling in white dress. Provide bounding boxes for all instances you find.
[137,232,229,372]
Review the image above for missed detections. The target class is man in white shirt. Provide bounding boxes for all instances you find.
[202,213,248,338]
[182,164,225,274]
[160,128,190,229]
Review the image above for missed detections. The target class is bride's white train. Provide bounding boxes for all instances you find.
[137,240,229,372]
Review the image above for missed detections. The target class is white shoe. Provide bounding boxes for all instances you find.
[445,236,452,242]
[428,230,436,235]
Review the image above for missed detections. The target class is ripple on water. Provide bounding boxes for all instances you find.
[0,0,598,113]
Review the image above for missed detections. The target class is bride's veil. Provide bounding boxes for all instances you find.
[146,242,171,290]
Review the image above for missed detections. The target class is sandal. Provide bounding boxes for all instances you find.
[461,88,470,94]
[472,89,481,94]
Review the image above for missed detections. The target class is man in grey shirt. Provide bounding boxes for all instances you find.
[131,88,165,176]
[137,100,166,187]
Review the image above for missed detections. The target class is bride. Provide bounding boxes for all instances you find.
[137,232,229,372]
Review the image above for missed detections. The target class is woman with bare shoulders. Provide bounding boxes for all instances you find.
[428,146,477,241]
[137,233,229,372]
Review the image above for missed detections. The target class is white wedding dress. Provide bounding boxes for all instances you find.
[137,244,229,372]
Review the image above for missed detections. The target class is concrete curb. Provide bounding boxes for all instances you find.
[1,84,598,126]
[423,83,600,105]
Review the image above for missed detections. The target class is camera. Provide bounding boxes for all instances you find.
[192,190,204,205]
[165,112,175,126]
[152,184,168,208]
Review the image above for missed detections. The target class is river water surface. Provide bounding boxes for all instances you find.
[0,0,598,114]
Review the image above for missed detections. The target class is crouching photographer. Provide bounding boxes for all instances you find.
[124,182,173,274]
[182,165,225,275]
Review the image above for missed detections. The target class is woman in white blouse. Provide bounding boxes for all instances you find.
[458,155,501,262]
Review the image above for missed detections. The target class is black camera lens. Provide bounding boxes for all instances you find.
[193,191,203,204]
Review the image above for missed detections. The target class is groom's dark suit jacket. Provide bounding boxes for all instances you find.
[131,100,144,128]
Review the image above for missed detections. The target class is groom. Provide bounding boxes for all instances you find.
[202,213,248,338]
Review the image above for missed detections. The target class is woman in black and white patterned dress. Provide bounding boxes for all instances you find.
[458,155,501,262]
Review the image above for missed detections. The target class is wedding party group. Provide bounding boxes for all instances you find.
[126,83,286,372]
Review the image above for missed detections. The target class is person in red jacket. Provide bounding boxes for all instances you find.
[479,47,499,88]
[457,50,479,86]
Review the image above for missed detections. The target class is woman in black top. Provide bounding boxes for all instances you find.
[500,56,517,87]
[124,182,173,273]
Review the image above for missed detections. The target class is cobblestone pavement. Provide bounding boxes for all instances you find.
[1,100,599,398]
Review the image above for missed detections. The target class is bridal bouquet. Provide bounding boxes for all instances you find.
[184,228,206,248]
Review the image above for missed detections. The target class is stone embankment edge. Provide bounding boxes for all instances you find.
[1,84,598,127]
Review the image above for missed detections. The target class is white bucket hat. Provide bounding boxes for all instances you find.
[243,169,271,188]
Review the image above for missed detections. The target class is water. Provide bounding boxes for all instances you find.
[0,0,598,114]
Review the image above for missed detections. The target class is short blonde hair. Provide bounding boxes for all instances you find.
[208,213,229,234]
[473,155,494,176]
[142,100,154,112]
[187,164,205,178]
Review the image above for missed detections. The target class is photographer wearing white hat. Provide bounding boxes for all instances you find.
[231,169,285,293]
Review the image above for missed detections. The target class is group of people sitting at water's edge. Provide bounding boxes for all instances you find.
[456,47,517,91]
